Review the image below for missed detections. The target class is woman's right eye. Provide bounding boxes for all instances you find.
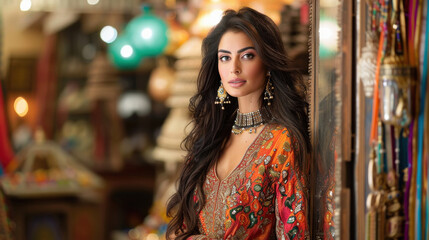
[219,56,230,62]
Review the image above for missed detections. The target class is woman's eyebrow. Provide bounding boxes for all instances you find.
[237,46,255,53]
[218,46,255,54]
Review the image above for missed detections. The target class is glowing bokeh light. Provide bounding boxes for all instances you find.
[140,28,153,40]
[192,9,223,35]
[206,9,223,27]
[14,97,29,117]
[100,26,118,43]
[120,45,134,58]
[146,233,160,240]
[319,18,339,51]
[117,92,151,118]
[108,34,142,69]
[20,0,31,11]
[87,0,99,5]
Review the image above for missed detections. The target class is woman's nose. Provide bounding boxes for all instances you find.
[231,68,241,74]
[230,58,241,74]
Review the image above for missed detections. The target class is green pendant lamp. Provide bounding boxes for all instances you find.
[125,5,169,57]
[108,34,143,69]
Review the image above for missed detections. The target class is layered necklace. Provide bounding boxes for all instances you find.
[231,108,267,135]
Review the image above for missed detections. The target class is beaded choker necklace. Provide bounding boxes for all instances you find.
[232,109,266,135]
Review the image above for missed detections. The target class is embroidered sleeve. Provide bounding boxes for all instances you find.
[274,139,309,239]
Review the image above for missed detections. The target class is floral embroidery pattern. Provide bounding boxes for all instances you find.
[194,124,309,240]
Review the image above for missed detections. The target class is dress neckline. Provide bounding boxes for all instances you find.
[213,124,268,182]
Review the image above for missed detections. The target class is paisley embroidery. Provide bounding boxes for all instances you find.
[248,212,258,228]
[197,124,309,239]
[278,154,287,164]
[287,216,297,224]
[263,200,272,207]
[254,184,262,192]
[264,155,272,165]
[285,194,296,209]
[279,185,286,196]
[295,202,303,214]
[241,191,250,204]
[287,226,299,239]
[258,165,266,175]
[244,206,251,213]
[283,141,291,152]
[246,180,251,190]
[251,199,262,212]
[230,206,244,220]
[269,168,281,178]
[282,170,288,180]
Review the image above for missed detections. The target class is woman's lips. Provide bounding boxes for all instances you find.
[228,78,246,88]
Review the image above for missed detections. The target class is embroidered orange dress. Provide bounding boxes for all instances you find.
[190,124,309,240]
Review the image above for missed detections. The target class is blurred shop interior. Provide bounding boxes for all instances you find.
[1,0,429,240]
[0,0,311,239]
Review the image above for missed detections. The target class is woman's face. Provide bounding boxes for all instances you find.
[217,30,267,104]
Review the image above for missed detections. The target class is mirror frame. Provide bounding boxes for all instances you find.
[309,0,354,239]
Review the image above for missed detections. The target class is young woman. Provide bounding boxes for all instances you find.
[167,7,311,240]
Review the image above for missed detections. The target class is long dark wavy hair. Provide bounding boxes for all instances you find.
[166,7,310,239]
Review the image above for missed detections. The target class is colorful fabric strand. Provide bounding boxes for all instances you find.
[415,0,428,238]
[0,80,14,172]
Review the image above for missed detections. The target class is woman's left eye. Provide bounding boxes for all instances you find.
[242,53,255,59]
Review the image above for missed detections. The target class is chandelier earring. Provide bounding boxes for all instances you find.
[264,72,274,105]
[214,81,231,110]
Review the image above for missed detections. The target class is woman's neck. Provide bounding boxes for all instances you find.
[237,99,261,113]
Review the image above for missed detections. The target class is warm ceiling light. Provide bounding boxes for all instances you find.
[14,97,29,117]
[192,8,223,36]
[20,0,31,11]
[87,0,99,5]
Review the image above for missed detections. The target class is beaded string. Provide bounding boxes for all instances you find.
[369,36,384,142]
[370,0,389,145]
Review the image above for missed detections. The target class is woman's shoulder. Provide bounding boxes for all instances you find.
[254,123,295,181]
[264,123,291,142]
[257,123,293,158]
